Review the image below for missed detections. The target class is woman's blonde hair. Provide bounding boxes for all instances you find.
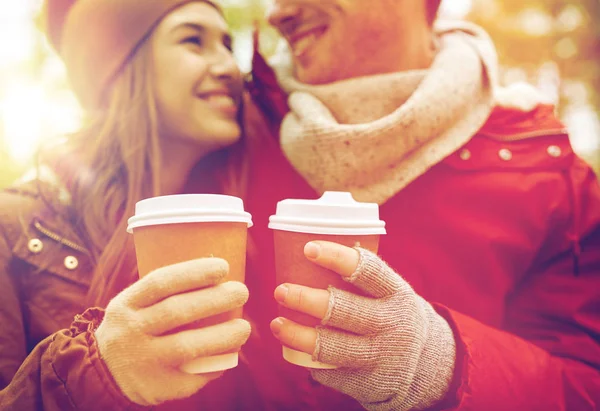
[59,39,163,307]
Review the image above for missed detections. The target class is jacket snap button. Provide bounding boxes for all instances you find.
[459,149,471,160]
[498,149,513,161]
[64,256,79,270]
[547,145,562,158]
[27,238,44,254]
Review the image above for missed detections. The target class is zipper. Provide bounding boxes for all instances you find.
[33,220,90,255]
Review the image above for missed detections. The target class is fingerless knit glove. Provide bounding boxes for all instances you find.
[312,248,456,411]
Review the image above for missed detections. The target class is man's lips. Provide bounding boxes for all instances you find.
[288,26,327,58]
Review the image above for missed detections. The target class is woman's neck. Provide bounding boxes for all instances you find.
[158,140,209,196]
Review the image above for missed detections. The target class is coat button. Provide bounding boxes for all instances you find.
[64,256,79,270]
[498,148,513,161]
[459,149,472,160]
[547,145,562,158]
[27,238,44,254]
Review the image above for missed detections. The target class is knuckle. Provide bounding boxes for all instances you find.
[284,324,299,347]
[295,286,305,307]
[372,311,388,329]
[330,248,348,273]
[156,350,175,368]
[173,339,194,361]
[159,303,181,325]
[175,333,206,360]
[135,312,155,333]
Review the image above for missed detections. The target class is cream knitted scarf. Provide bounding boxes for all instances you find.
[271,21,499,204]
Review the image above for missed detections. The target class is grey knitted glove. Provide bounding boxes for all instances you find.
[311,248,456,411]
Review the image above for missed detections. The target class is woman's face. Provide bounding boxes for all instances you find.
[151,2,243,154]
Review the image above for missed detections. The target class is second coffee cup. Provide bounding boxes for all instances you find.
[127,194,252,374]
[268,191,386,369]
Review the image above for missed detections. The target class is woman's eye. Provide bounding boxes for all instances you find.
[182,36,202,46]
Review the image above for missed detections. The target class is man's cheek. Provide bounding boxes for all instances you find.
[335,0,355,7]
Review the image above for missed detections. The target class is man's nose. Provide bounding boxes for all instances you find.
[267,2,302,31]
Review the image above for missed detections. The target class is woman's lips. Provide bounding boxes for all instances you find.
[199,93,238,117]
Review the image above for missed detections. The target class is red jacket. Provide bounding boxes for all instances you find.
[240,50,600,410]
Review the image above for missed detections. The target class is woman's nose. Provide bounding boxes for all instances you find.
[208,46,240,80]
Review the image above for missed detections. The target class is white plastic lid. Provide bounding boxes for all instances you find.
[268,191,386,235]
[127,194,253,233]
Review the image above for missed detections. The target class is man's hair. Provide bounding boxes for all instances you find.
[426,0,442,24]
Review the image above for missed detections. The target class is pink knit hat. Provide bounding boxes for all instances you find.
[46,0,218,109]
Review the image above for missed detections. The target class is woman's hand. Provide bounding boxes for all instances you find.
[95,258,251,406]
[270,241,456,411]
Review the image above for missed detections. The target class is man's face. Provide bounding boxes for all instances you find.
[268,0,431,84]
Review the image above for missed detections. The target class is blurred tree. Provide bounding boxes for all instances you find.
[467,0,600,171]
[469,0,600,114]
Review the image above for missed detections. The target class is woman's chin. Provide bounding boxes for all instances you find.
[216,125,242,147]
[191,122,242,150]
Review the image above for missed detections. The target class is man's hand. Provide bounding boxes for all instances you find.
[270,241,456,411]
[270,241,359,354]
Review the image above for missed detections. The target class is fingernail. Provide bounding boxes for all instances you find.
[274,284,289,303]
[271,318,284,336]
[304,242,321,259]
